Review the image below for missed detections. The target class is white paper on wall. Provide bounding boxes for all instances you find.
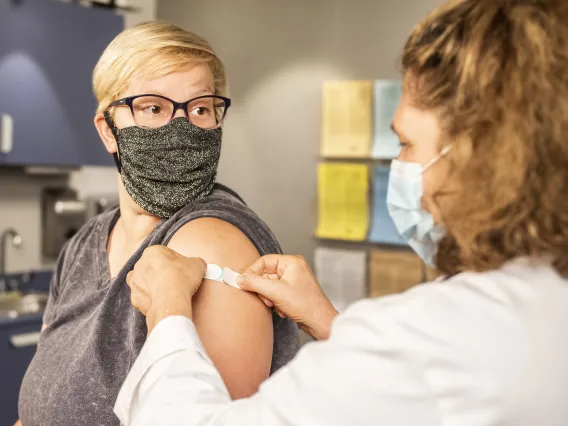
[314,247,367,312]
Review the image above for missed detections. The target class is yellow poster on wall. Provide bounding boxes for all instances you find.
[316,163,369,241]
[321,80,373,158]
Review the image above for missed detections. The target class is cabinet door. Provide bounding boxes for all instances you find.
[0,320,42,426]
[0,0,123,167]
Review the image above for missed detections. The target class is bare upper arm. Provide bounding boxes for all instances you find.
[167,218,273,399]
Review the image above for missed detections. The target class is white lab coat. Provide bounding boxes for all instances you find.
[114,258,568,426]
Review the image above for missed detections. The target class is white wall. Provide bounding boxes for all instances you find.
[158,0,444,264]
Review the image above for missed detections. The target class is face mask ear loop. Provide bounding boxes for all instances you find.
[104,110,122,173]
[422,145,451,173]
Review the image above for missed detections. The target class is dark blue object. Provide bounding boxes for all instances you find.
[0,270,51,426]
[0,0,123,167]
[0,270,52,295]
[0,319,43,426]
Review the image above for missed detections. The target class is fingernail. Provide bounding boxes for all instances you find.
[237,274,246,286]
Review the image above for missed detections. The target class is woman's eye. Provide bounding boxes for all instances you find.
[190,106,210,116]
[145,105,162,115]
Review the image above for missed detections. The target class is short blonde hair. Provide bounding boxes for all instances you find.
[93,21,227,113]
[403,0,568,276]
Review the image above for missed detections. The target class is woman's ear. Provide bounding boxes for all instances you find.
[94,112,117,154]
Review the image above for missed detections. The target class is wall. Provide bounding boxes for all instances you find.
[158,0,444,264]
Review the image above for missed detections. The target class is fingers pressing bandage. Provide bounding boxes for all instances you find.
[205,264,241,289]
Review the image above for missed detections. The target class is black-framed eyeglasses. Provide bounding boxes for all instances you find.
[107,94,231,130]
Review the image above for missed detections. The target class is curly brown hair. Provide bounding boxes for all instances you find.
[402,0,568,277]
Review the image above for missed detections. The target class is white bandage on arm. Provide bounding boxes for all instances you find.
[205,264,241,289]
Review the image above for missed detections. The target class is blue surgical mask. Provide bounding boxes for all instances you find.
[387,146,451,266]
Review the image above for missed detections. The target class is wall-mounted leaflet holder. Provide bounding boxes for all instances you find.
[0,114,13,155]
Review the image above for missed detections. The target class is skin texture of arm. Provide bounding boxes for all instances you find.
[167,218,274,399]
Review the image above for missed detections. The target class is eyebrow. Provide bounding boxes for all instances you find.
[192,87,215,97]
[137,87,215,99]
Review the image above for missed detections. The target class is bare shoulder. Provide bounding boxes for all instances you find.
[167,217,259,270]
[166,218,273,398]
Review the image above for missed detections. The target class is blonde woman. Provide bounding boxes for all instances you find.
[16,22,299,426]
[114,0,568,425]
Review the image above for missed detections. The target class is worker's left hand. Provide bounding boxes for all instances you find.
[126,246,207,332]
[237,255,338,340]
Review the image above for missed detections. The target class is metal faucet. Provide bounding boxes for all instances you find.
[0,228,22,277]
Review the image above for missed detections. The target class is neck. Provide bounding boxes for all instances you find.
[119,203,160,247]
[116,176,160,249]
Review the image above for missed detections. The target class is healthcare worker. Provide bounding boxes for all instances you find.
[115,0,568,424]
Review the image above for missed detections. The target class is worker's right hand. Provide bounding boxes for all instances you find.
[237,255,339,341]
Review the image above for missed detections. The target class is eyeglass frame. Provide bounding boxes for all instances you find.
[106,93,232,129]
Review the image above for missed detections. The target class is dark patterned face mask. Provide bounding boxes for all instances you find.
[104,113,222,219]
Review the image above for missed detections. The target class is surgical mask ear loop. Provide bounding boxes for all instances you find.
[422,145,452,173]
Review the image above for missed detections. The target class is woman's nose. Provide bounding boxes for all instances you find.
[173,108,187,119]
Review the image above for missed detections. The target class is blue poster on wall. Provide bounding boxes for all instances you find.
[372,80,402,159]
[369,166,407,246]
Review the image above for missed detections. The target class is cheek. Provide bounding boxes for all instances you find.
[421,172,445,223]
[422,160,455,222]
[113,108,136,129]
[423,158,452,195]
[422,167,440,197]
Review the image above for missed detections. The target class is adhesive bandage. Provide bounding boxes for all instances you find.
[205,264,241,289]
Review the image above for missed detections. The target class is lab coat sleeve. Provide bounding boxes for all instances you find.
[114,299,442,426]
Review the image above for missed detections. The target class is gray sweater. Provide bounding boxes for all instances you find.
[19,185,300,426]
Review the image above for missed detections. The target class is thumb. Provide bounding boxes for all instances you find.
[237,273,286,302]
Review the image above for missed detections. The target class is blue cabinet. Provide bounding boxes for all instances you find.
[0,316,43,426]
[0,0,123,167]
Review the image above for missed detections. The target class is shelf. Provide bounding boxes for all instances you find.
[318,157,394,165]
[315,237,411,251]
